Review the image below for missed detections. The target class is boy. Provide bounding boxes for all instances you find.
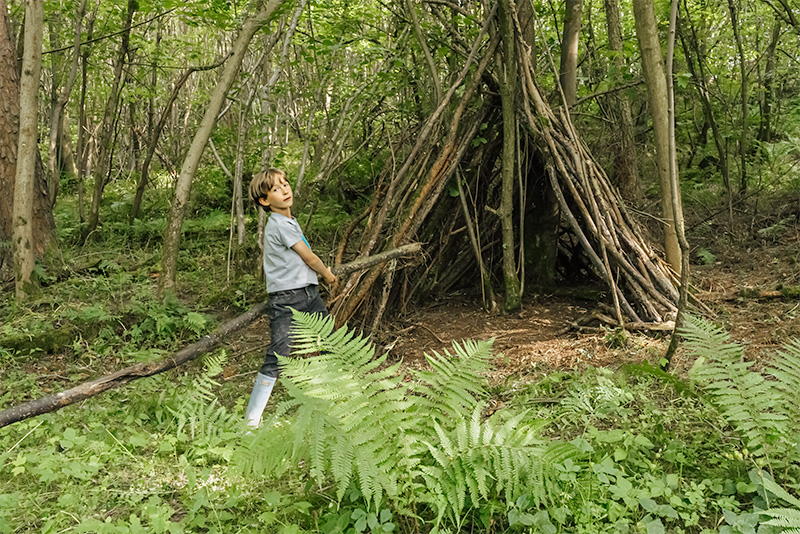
[244,168,337,428]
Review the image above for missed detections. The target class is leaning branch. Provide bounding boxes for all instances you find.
[332,242,423,278]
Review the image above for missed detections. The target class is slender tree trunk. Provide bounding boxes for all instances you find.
[679,7,733,222]
[0,0,19,278]
[76,0,100,224]
[84,0,136,239]
[129,57,228,223]
[159,0,287,296]
[664,0,690,365]
[727,0,748,195]
[498,0,521,312]
[48,0,86,208]
[406,0,441,105]
[632,0,682,274]
[758,18,780,143]
[559,0,582,107]
[604,0,641,201]
[13,0,44,298]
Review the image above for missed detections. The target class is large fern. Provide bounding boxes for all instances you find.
[240,311,416,509]
[684,316,797,465]
[234,310,572,528]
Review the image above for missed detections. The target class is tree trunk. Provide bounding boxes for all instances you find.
[0,0,55,285]
[758,18,781,143]
[604,0,641,202]
[406,0,441,105]
[726,0,748,195]
[559,0,582,107]
[12,0,44,298]
[129,57,228,223]
[498,0,522,312]
[48,0,86,208]
[159,0,287,296]
[84,0,136,239]
[679,5,732,221]
[664,0,690,365]
[76,0,100,223]
[632,0,682,274]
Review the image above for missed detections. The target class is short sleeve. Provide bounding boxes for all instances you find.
[277,218,304,249]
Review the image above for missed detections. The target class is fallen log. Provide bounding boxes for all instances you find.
[0,301,269,429]
[0,244,424,429]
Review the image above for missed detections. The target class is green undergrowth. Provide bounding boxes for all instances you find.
[2,313,799,533]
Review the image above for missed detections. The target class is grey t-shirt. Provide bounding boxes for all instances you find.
[263,213,318,293]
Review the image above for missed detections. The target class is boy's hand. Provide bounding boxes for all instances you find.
[323,272,338,286]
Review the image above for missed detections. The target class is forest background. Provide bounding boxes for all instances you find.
[2,0,800,532]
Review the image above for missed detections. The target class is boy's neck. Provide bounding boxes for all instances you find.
[270,207,292,218]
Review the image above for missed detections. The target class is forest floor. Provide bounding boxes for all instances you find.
[218,208,800,398]
[13,206,800,405]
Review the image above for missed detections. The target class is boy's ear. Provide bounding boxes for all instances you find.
[257,197,270,208]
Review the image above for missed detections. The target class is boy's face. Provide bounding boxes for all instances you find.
[260,177,293,212]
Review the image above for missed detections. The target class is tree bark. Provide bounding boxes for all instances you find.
[76,0,100,223]
[664,0,690,366]
[129,57,228,223]
[12,0,44,298]
[47,0,86,207]
[679,5,733,221]
[559,0,582,107]
[159,0,287,296]
[84,0,136,239]
[631,0,682,274]
[498,0,522,312]
[727,0,748,195]
[0,0,55,282]
[604,0,641,202]
[758,18,781,143]
[406,0,441,105]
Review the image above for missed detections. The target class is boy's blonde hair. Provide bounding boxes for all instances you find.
[249,168,287,210]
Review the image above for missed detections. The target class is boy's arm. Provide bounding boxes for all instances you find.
[291,240,337,285]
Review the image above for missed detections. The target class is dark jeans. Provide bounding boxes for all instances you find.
[259,284,329,378]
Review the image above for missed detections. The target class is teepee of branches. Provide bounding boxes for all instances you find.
[326,2,679,331]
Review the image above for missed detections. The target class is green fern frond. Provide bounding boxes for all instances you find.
[411,339,493,423]
[769,340,800,448]
[762,508,800,533]
[249,310,416,510]
[418,403,558,525]
[684,316,788,460]
[168,350,238,441]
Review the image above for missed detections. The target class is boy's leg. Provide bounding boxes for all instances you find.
[259,307,293,377]
[300,284,330,317]
[261,285,328,376]
[244,373,276,428]
[246,286,330,427]
[246,289,302,428]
